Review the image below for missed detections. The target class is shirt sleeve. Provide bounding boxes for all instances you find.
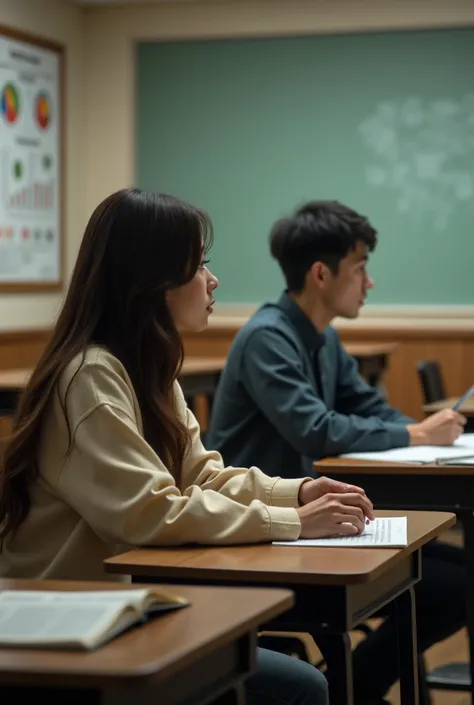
[241,327,411,459]
[57,362,301,547]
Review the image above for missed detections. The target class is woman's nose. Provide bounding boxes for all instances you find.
[208,271,219,290]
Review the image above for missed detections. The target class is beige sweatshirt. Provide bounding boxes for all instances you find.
[0,347,305,581]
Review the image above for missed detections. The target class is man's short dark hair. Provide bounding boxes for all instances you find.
[269,200,378,292]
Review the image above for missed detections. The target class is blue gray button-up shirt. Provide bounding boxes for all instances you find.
[207,292,413,478]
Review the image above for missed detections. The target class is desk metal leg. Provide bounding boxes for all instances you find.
[460,511,474,701]
[395,587,419,705]
[317,632,354,705]
[214,684,246,705]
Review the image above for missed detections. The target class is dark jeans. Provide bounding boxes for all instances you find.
[247,647,329,705]
[320,539,466,703]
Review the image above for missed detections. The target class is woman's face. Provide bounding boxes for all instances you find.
[166,255,219,332]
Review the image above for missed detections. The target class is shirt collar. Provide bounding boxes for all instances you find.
[275,291,326,353]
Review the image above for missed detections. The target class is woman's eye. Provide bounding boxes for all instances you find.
[200,259,210,269]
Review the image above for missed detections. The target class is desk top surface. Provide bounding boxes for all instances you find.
[180,357,226,375]
[344,343,397,357]
[0,579,292,684]
[0,368,30,389]
[423,396,474,415]
[104,510,454,586]
[316,455,474,475]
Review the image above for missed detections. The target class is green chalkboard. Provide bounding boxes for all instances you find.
[136,29,474,304]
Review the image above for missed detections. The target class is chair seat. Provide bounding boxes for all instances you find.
[426,661,471,690]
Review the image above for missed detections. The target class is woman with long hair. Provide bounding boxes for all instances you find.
[0,188,374,705]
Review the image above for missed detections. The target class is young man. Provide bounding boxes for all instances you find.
[207,200,466,705]
[207,201,465,478]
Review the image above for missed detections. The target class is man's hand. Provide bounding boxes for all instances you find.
[298,476,374,522]
[407,409,466,446]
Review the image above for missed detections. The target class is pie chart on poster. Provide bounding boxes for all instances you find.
[1,82,20,124]
[35,91,51,130]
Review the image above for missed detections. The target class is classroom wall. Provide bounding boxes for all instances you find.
[136,30,474,306]
[0,2,472,333]
[83,0,474,320]
[0,0,86,331]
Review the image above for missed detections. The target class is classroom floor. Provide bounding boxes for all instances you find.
[377,623,468,705]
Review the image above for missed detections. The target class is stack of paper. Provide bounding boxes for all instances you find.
[273,516,407,547]
[340,433,474,465]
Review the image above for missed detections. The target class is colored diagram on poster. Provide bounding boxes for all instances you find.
[3,147,55,213]
[1,82,20,125]
[0,31,60,284]
[35,91,51,130]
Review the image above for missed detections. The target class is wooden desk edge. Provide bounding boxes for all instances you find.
[104,511,456,585]
[315,457,474,475]
[0,581,295,683]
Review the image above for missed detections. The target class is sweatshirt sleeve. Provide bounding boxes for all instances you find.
[56,360,301,547]
[175,381,311,509]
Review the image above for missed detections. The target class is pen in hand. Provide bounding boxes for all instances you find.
[452,384,474,411]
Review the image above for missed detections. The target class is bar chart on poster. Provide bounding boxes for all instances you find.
[0,27,63,290]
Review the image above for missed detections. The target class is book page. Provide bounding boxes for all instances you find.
[273,517,407,547]
[0,588,188,610]
[0,589,149,610]
[440,456,474,466]
[0,602,126,646]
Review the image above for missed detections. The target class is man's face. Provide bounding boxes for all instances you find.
[322,241,374,319]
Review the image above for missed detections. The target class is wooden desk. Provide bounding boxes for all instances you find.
[0,358,227,419]
[0,368,29,418]
[181,357,226,376]
[0,578,293,705]
[0,343,394,419]
[0,360,226,388]
[105,509,455,705]
[179,357,225,417]
[315,455,474,697]
[0,368,30,389]
[424,396,474,417]
[345,342,397,389]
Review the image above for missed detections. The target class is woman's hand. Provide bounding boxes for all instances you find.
[298,476,374,521]
[296,491,374,538]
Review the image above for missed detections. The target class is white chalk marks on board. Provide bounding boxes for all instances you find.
[359,95,474,229]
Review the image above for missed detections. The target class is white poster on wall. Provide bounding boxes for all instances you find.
[0,27,63,290]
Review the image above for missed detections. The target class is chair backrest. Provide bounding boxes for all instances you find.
[416,360,446,404]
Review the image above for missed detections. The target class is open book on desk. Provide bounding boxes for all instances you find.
[0,587,190,651]
[340,433,474,465]
[273,517,407,548]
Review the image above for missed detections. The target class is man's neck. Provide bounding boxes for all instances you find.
[288,290,333,332]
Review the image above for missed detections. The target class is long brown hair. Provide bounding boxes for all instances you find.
[0,188,213,546]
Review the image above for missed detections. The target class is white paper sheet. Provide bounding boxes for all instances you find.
[273,517,407,547]
[340,433,474,464]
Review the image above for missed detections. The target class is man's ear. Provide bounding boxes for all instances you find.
[308,261,329,289]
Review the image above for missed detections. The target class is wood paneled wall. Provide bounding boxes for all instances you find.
[0,323,473,422]
[182,321,474,421]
